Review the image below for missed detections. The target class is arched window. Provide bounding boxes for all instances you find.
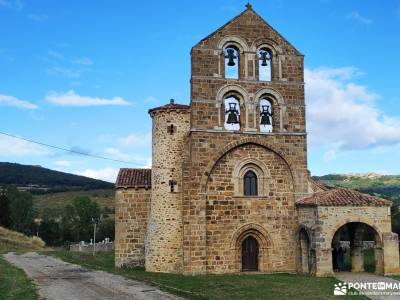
[258,48,272,81]
[224,46,239,79]
[244,170,257,196]
[224,95,240,131]
[259,98,273,133]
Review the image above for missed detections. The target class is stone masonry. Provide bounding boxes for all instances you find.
[115,5,400,276]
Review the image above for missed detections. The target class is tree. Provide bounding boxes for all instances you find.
[62,197,100,242]
[392,207,400,236]
[39,208,62,246]
[7,186,35,234]
[0,186,11,227]
[97,218,115,241]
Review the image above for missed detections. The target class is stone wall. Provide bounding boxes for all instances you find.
[182,133,308,274]
[71,241,114,253]
[205,143,296,273]
[190,8,304,133]
[298,206,393,276]
[145,109,190,273]
[183,7,307,275]
[115,188,151,267]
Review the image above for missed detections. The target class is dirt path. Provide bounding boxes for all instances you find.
[335,272,400,300]
[4,252,181,300]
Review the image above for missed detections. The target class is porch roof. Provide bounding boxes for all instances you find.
[296,188,391,207]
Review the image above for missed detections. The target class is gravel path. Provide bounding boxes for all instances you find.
[335,272,400,300]
[4,252,181,300]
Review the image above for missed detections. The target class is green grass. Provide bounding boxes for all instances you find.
[0,227,44,299]
[0,243,40,300]
[0,256,39,300]
[45,251,367,300]
[33,188,114,216]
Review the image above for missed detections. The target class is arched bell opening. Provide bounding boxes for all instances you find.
[224,45,239,79]
[258,98,273,133]
[331,222,383,274]
[223,94,241,131]
[258,47,272,81]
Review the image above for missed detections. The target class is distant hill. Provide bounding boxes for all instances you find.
[313,174,400,205]
[0,162,114,193]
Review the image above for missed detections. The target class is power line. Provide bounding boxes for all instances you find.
[0,131,138,165]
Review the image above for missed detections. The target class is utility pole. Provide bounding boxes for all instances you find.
[92,217,100,256]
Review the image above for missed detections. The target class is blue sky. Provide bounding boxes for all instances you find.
[0,0,400,181]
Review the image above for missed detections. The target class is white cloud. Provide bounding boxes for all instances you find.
[0,0,22,10]
[77,167,119,183]
[104,148,132,161]
[346,11,373,25]
[0,48,14,62]
[0,94,38,109]
[48,50,64,60]
[53,160,81,167]
[0,134,50,157]
[305,67,400,151]
[44,52,92,78]
[47,67,84,78]
[45,90,131,107]
[103,147,151,166]
[72,57,93,65]
[28,13,48,22]
[323,149,336,162]
[118,132,152,147]
[145,96,158,103]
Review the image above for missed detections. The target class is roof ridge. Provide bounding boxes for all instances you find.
[193,7,250,48]
[148,100,190,115]
[296,186,391,207]
[192,6,302,55]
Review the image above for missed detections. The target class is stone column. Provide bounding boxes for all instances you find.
[315,247,334,276]
[383,232,400,274]
[351,225,365,272]
[351,241,364,272]
[375,246,384,275]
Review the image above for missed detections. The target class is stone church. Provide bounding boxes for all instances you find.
[115,5,399,276]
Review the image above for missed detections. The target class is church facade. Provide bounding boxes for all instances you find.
[115,5,400,276]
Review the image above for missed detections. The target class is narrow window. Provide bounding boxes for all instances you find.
[224,96,240,131]
[244,170,258,196]
[224,46,239,79]
[259,98,273,133]
[258,48,271,81]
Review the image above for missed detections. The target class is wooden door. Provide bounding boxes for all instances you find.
[242,236,259,271]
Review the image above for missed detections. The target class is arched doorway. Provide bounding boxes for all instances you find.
[331,222,383,274]
[242,236,259,271]
[299,228,311,274]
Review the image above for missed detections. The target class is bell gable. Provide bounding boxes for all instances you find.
[192,4,302,56]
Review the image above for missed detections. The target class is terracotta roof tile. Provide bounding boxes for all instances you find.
[115,168,151,188]
[309,178,333,192]
[296,188,391,207]
[148,99,190,116]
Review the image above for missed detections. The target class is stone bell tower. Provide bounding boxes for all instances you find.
[181,4,309,274]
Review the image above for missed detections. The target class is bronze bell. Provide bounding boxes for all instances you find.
[226,102,240,124]
[259,50,270,67]
[225,48,237,66]
[260,105,272,126]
